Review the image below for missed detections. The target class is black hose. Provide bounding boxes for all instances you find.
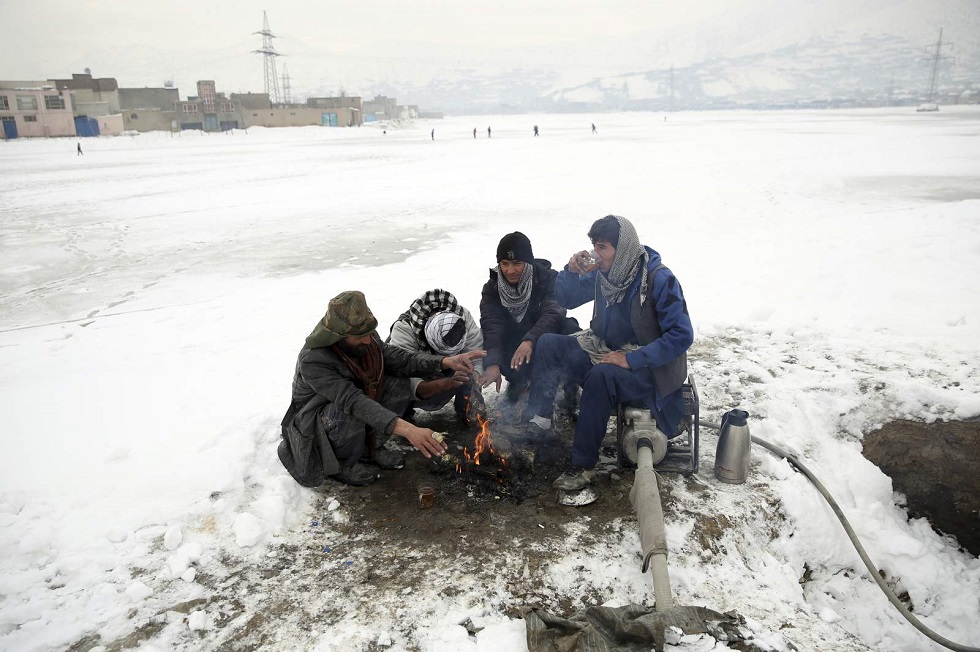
[746,433,980,652]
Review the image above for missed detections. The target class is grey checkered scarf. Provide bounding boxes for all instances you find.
[398,289,464,344]
[496,263,534,323]
[598,216,649,307]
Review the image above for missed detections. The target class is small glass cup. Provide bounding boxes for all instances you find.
[580,250,598,274]
[418,483,435,509]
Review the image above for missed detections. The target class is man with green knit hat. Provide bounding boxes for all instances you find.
[279,290,485,487]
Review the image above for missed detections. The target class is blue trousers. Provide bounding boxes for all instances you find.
[528,333,660,469]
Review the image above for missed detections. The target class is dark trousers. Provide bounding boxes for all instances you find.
[528,333,658,469]
[319,377,413,468]
[499,317,581,389]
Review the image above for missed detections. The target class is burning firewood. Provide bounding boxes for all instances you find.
[427,410,537,500]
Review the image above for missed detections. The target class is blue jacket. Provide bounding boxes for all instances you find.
[556,246,693,433]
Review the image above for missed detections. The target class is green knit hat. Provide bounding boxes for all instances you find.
[305,290,379,349]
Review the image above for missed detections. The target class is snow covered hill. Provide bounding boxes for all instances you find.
[348,0,980,112]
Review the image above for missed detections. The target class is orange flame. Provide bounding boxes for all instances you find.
[458,413,508,470]
[473,413,492,465]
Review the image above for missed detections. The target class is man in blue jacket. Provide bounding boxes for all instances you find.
[524,215,694,491]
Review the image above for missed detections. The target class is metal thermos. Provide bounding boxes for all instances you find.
[714,409,751,484]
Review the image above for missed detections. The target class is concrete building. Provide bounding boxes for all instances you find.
[176,81,244,132]
[362,95,398,122]
[119,86,181,132]
[238,95,362,129]
[230,92,271,111]
[48,72,124,135]
[0,81,77,139]
[306,96,362,126]
[119,87,179,111]
[50,72,120,113]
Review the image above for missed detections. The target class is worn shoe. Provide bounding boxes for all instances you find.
[516,420,553,440]
[332,464,378,486]
[370,448,405,470]
[553,465,596,491]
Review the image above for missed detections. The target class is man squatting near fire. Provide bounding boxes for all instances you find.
[477,232,578,405]
[385,289,484,422]
[522,215,694,492]
[278,291,486,487]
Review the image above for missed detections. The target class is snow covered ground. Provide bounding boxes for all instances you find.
[1,108,979,651]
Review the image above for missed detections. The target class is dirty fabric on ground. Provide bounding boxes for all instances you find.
[524,603,742,652]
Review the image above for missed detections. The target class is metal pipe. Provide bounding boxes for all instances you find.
[630,442,674,610]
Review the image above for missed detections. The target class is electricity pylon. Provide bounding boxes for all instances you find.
[253,11,281,105]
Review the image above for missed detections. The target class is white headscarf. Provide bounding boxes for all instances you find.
[424,311,466,356]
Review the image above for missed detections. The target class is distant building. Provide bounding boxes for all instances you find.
[230,92,271,111]
[119,87,180,111]
[362,95,398,122]
[306,96,362,126]
[238,95,363,128]
[0,81,77,139]
[176,80,244,131]
[49,72,124,135]
[119,86,181,132]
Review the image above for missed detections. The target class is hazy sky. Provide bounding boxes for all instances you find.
[0,0,969,99]
[0,0,776,92]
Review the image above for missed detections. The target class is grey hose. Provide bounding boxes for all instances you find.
[701,417,979,652]
[633,444,674,610]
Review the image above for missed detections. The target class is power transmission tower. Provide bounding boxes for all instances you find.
[282,64,292,105]
[924,28,953,104]
[253,11,282,105]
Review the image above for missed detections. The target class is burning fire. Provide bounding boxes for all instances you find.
[458,413,508,471]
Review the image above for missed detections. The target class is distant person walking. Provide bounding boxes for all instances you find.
[533,125,539,137]
[76,142,83,155]
[473,127,477,139]
[487,126,492,138]
[591,123,597,135]
[431,128,435,140]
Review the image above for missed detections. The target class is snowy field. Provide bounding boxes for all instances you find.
[1,108,979,651]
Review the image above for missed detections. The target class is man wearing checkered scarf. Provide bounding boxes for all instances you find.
[279,291,485,488]
[523,215,694,493]
[386,289,484,421]
[477,232,578,403]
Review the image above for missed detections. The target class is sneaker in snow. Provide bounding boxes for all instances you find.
[552,465,596,491]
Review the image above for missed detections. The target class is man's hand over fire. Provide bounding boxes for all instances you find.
[417,371,470,399]
[479,365,503,392]
[442,349,487,373]
[510,340,533,370]
[393,419,448,458]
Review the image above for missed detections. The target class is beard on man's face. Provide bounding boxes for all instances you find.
[337,337,372,358]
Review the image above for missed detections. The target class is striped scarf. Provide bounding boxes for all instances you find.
[496,263,534,323]
[397,289,464,352]
[598,216,650,307]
